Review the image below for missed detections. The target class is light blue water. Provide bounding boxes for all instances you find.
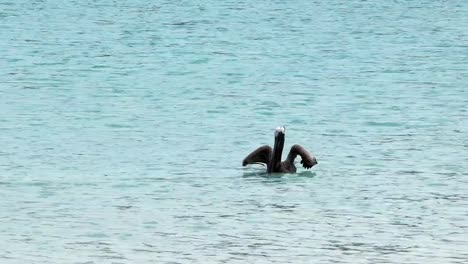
[1,0,468,263]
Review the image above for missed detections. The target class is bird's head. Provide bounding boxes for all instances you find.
[274,126,285,138]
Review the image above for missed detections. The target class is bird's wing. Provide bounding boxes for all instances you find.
[242,145,272,166]
[286,144,317,169]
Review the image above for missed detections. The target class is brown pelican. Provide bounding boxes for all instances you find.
[242,127,318,173]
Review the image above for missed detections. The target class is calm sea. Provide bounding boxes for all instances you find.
[1,0,467,263]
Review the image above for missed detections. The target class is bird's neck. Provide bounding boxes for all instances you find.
[269,135,284,173]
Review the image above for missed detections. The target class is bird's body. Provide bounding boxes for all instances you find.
[242,127,317,173]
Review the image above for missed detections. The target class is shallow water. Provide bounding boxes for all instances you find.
[1,0,468,263]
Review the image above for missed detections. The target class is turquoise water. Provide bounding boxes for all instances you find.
[1,0,468,263]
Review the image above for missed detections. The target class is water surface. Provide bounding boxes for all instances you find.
[1,0,467,263]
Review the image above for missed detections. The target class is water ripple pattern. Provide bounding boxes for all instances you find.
[1,0,467,263]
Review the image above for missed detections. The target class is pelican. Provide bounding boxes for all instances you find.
[242,127,317,173]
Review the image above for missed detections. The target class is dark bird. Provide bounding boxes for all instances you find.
[242,127,318,173]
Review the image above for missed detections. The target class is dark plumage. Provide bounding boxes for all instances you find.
[242,127,317,173]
